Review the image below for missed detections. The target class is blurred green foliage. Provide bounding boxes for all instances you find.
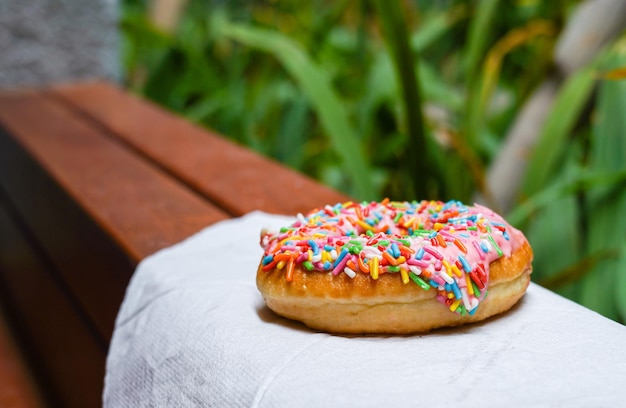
[120,0,626,323]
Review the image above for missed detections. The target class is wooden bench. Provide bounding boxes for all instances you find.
[0,82,348,407]
[0,304,46,407]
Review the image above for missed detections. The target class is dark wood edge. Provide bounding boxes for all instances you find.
[0,190,104,407]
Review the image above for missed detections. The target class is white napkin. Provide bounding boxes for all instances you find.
[104,212,626,407]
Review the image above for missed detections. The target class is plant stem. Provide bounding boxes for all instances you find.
[374,0,430,199]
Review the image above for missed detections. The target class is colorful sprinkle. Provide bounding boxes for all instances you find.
[260,199,521,316]
[409,272,430,290]
[370,256,380,280]
[415,247,425,260]
[400,268,410,284]
[488,234,503,257]
[458,255,471,273]
[454,238,467,253]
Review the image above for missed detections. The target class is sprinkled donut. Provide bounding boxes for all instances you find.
[257,199,533,333]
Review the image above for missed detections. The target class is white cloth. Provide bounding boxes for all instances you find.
[104,212,626,407]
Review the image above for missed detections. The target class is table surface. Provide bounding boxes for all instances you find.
[105,211,626,407]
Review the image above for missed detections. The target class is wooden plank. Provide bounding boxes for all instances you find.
[0,90,228,341]
[0,90,228,262]
[0,303,47,408]
[51,81,350,216]
[0,193,103,408]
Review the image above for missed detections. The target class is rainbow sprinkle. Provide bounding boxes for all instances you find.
[260,200,520,315]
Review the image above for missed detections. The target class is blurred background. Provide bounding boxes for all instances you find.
[119,0,626,324]
[2,0,625,324]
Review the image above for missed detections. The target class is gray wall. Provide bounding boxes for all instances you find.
[0,0,119,88]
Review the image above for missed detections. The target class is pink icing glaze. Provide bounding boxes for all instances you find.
[260,200,526,315]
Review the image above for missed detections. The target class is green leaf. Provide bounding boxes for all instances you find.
[373,0,430,199]
[600,66,626,80]
[213,18,375,200]
[275,94,310,169]
[358,52,397,136]
[579,42,626,321]
[613,251,626,322]
[358,54,464,134]
[539,248,620,290]
[590,77,626,172]
[520,67,596,197]
[411,5,467,53]
[464,0,500,82]
[523,195,581,295]
[419,62,464,110]
[578,191,626,321]
[508,168,626,227]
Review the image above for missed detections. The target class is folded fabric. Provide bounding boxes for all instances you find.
[104,212,626,407]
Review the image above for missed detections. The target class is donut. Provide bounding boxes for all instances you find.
[257,199,533,333]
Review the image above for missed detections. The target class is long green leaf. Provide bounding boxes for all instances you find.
[539,248,620,290]
[464,0,500,82]
[580,41,626,321]
[615,252,626,323]
[508,168,626,227]
[523,194,581,297]
[214,18,375,200]
[358,54,462,137]
[275,93,310,169]
[374,0,430,199]
[419,62,464,110]
[461,1,501,151]
[580,188,626,321]
[520,67,596,196]
[411,5,467,53]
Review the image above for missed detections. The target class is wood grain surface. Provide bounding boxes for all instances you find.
[0,301,46,408]
[0,196,103,407]
[51,81,349,216]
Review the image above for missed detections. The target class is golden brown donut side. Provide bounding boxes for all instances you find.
[257,240,533,333]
